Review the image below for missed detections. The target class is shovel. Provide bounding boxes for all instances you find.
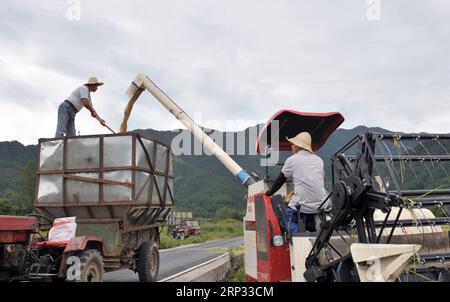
[94,116,116,134]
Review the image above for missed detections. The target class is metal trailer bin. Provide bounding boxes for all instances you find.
[33,133,174,281]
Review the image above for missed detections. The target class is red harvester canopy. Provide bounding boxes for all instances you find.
[256,109,345,155]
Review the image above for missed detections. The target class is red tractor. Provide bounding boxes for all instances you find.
[0,215,39,281]
[0,214,114,282]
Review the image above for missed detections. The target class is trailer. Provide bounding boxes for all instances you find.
[1,132,174,282]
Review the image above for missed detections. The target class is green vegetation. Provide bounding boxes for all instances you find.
[215,207,244,221]
[223,246,245,282]
[0,160,36,215]
[160,219,243,249]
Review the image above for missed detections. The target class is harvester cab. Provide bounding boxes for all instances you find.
[244,109,345,282]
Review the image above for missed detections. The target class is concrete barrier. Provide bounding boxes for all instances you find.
[160,253,232,282]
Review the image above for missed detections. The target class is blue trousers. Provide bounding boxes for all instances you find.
[56,101,77,137]
[286,207,317,233]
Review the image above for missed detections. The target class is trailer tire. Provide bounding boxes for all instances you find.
[138,241,159,282]
[73,249,104,282]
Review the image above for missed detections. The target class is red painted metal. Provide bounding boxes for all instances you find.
[256,109,345,154]
[63,236,107,255]
[0,232,28,243]
[246,275,258,282]
[34,241,68,247]
[255,195,291,282]
[0,216,39,231]
[0,216,38,244]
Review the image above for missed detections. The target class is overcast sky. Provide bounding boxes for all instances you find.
[1,0,449,145]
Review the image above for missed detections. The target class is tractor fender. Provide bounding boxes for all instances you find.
[64,236,107,256]
[57,236,106,279]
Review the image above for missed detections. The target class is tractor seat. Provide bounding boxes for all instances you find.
[34,217,77,248]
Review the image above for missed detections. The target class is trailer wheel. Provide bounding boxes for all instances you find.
[75,249,104,282]
[137,241,159,282]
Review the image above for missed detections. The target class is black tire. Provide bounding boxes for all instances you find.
[74,249,104,282]
[137,241,159,282]
[179,233,185,240]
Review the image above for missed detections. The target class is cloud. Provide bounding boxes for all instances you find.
[1,0,450,145]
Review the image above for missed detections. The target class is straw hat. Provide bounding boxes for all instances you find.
[85,77,104,86]
[287,132,313,153]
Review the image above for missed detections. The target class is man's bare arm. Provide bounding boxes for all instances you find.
[82,98,106,125]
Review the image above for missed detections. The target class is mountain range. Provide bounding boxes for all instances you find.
[0,125,390,217]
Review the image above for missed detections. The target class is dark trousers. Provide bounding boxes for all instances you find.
[286,207,317,233]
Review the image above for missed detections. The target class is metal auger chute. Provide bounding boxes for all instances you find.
[121,74,256,187]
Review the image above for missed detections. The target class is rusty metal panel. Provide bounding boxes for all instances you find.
[39,139,64,171]
[67,207,91,218]
[37,207,66,219]
[37,174,63,204]
[155,145,167,173]
[168,153,174,176]
[104,136,133,167]
[66,173,99,203]
[67,138,100,169]
[166,178,174,205]
[151,176,165,206]
[136,138,154,170]
[136,171,150,204]
[76,223,121,256]
[127,208,145,225]
[36,133,173,227]
[103,170,133,201]
[90,206,114,219]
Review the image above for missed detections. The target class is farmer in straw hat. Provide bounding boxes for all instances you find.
[55,77,107,137]
[266,132,328,233]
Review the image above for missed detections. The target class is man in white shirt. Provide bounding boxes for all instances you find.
[266,132,328,233]
[55,77,107,137]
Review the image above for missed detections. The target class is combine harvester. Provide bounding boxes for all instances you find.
[124,74,450,282]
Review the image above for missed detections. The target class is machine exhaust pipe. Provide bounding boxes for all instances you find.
[125,74,256,187]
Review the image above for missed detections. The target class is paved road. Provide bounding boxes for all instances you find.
[104,237,244,282]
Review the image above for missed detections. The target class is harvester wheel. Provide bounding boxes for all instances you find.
[75,249,104,282]
[137,241,159,282]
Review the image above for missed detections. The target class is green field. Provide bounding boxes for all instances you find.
[160,219,243,249]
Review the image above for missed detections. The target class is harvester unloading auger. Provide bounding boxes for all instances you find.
[123,74,450,282]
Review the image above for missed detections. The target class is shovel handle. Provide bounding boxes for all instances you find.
[94,116,116,134]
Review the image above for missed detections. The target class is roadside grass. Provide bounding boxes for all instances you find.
[229,263,246,282]
[224,246,245,282]
[160,219,243,249]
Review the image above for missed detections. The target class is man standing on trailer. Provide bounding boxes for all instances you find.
[55,77,107,137]
[265,132,328,233]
